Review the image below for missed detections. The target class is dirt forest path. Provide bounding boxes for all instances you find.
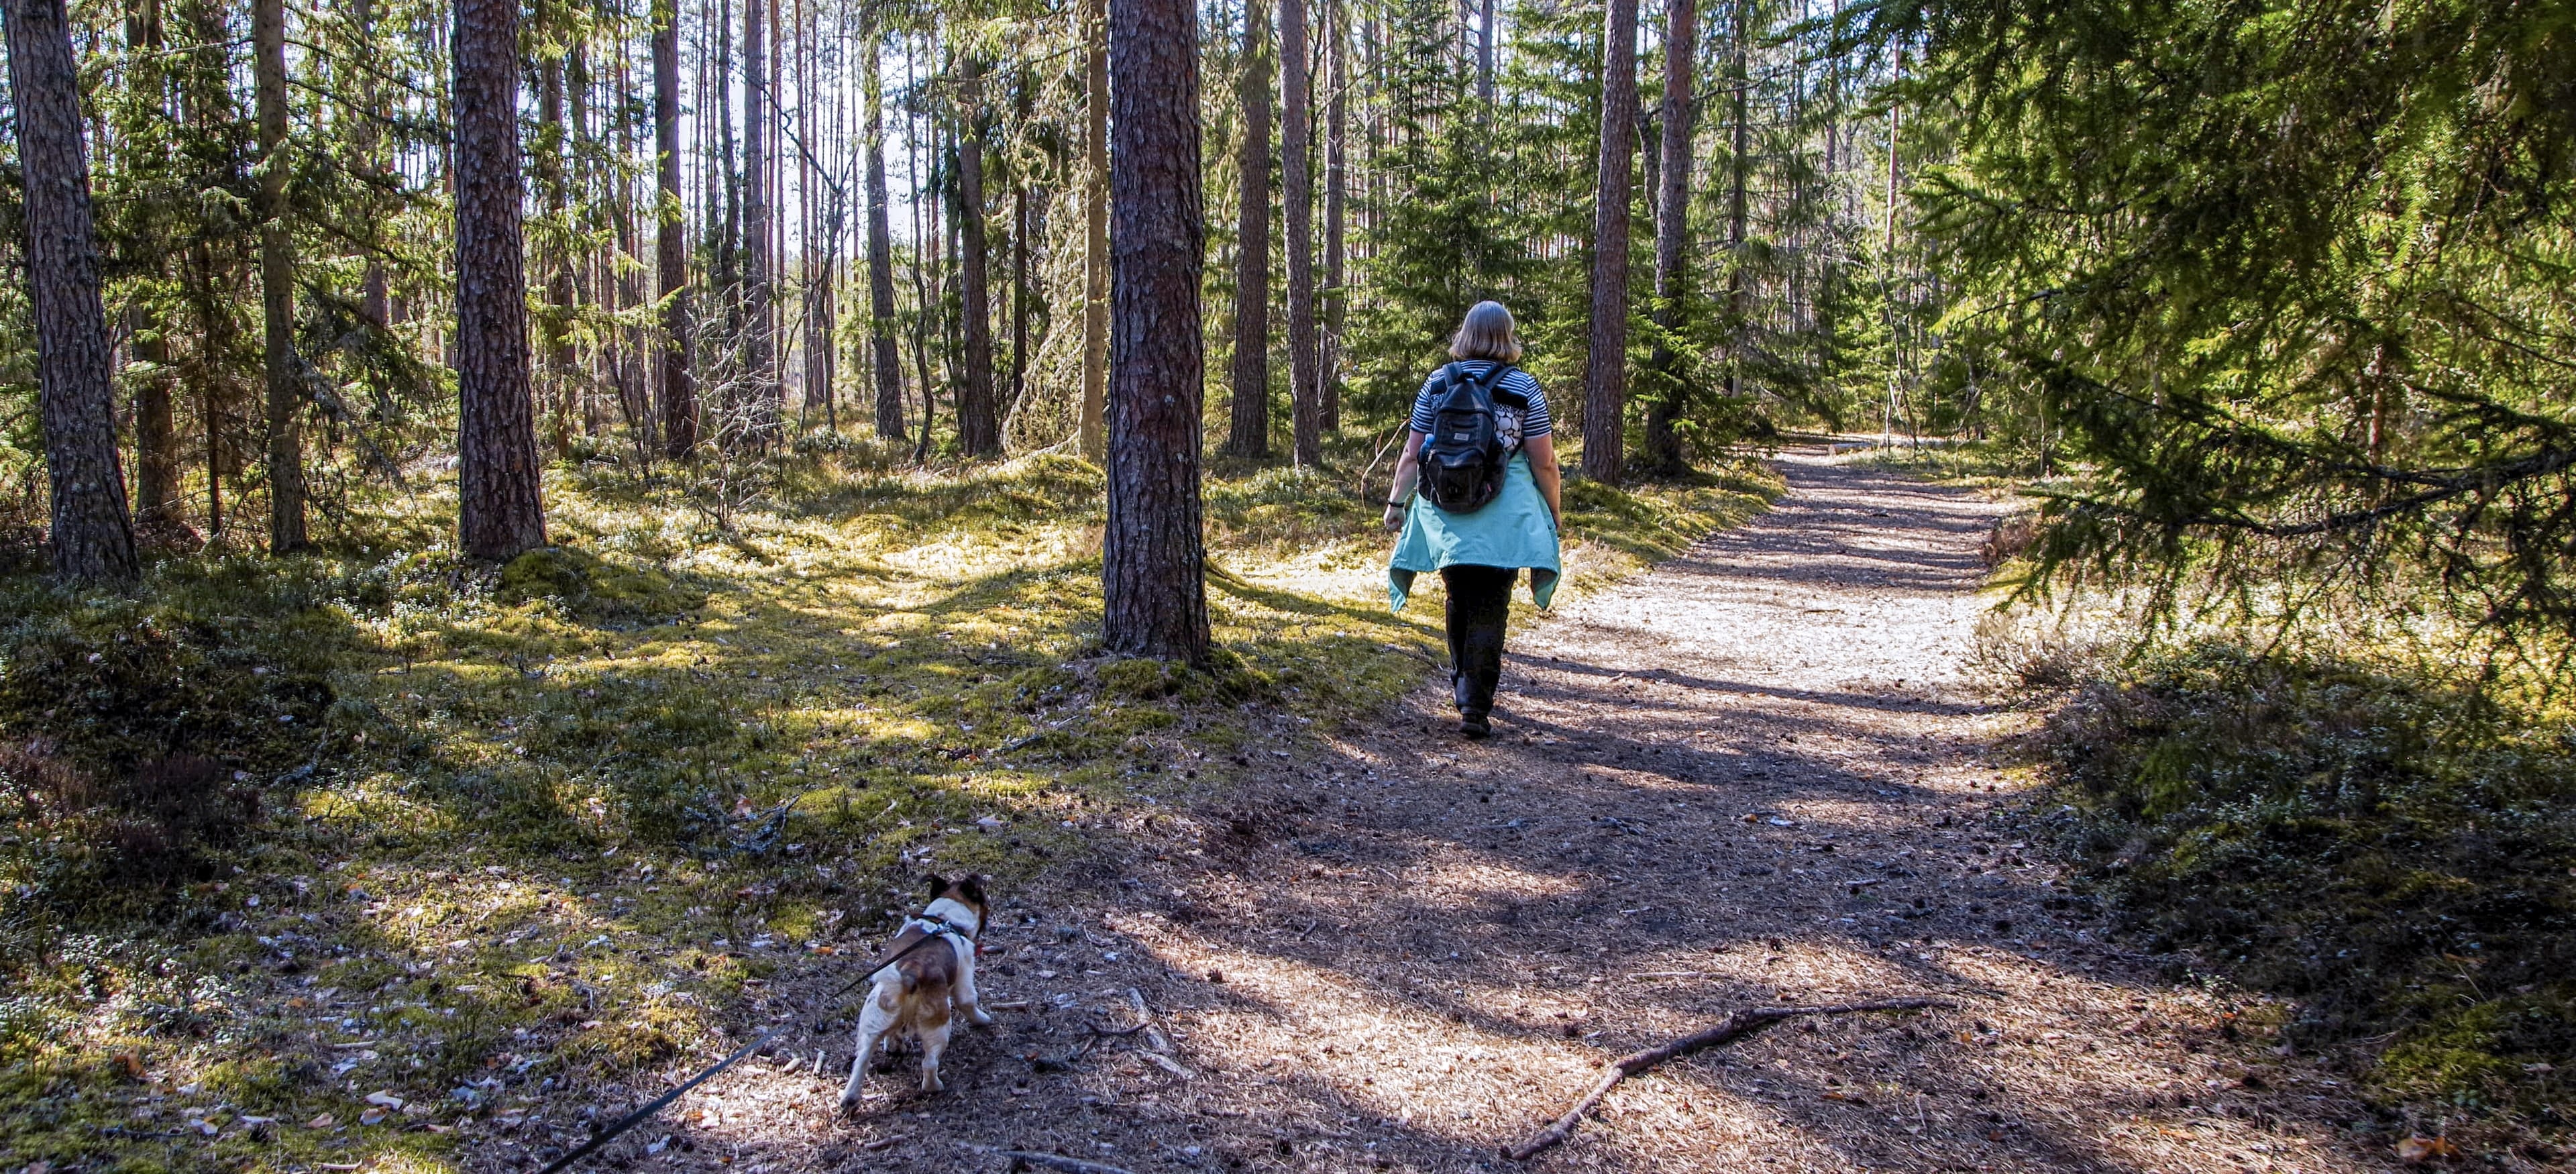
[651,448,2402,1174]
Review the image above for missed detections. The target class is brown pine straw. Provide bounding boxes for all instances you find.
[1505,997,1953,1161]
[1001,1152,1142,1174]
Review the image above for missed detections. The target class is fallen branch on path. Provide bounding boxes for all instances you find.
[1001,1152,1140,1174]
[1026,1020,1149,1071]
[1503,997,1951,1161]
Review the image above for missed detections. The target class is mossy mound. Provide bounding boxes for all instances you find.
[2039,644,2576,1132]
[498,546,707,625]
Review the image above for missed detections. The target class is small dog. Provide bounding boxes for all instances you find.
[839,874,993,1108]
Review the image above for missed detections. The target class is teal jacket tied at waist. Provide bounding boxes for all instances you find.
[1388,453,1561,612]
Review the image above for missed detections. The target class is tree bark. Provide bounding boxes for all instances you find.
[1104,0,1209,665]
[1321,0,1344,431]
[1477,0,1495,106]
[714,0,740,394]
[1078,0,1109,460]
[767,0,784,429]
[537,24,576,456]
[124,0,179,528]
[3,0,138,578]
[350,0,388,331]
[742,0,775,441]
[453,0,547,560]
[1580,0,1640,485]
[253,0,305,550]
[864,30,904,439]
[1640,0,1696,472]
[1723,0,1749,402]
[129,304,178,527]
[1281,0,1320,464]
[1224,0,1271,460]
[1881,46,1903,437]
[1011,184,1028,415]
[954,54,1001,457]
[654,0,697,458]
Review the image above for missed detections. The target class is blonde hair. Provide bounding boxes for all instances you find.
[1448,301,1523,364]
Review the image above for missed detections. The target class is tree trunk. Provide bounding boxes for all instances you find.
[351,0,388,331]
[742,0,775,441]
[537,30,576,456]
[1078,0,1109,460]
[1281,0,1320,464]
[1321,0,1344,431]
[1723,0,1749,401]
[4,0,138,579]
[1477,0,1495,106]
[953,54,1001,456]
[1224,0,1271,459]
[654,0,697,458]
[1882,46,1902,437]
[253,0,305,550]
[129,304,178,527]
[124,0,179,528]
[714,0,739,402]
[609,32,649,450]
[1579,0,1640,485]
[905,37,938,462]
[864,30,903,439]
[1011,184,1027,416]
[767,0,784,432]
[1639,0,1695,472]
[1104,0,1209,665]
[453,0,546,560]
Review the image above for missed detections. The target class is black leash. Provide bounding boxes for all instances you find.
[533,925,965,1173]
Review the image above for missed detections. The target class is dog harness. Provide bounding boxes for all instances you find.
[904,912,978,946]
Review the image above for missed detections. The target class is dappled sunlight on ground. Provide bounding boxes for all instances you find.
[443,449,2412,1173]
[0,445,1775,1172]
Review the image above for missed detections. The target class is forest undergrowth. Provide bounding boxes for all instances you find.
[1949,446,2576,1155]
[0,438,1776,1173]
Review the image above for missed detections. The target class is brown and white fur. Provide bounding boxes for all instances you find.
[838,875,992,1108]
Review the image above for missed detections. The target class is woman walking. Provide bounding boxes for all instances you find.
[1383,301,1563,738]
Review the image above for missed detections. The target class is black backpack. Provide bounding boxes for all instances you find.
[1419,362,1524,513]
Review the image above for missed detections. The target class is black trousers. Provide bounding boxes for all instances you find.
[1441,565,1517,718]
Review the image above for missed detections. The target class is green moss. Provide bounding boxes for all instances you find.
[2039,643,2576,1131]
[2380,988,2576,1112]
[0,441,1775,1173]
[499,545,709,624]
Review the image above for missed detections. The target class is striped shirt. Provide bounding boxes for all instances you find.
[1408,361,1553,449]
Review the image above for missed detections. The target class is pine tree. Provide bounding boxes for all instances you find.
[1281,0,1320,464]
[453,0,547,560]
[1638,0,1695,472]
[1078,0,1110,460]
[1320,0,1345,430]
[1103,0,1209,665]
[1580,0,1640,484]
[864,25,904,440]
[1224,0,1273,460]
[3,0,139,579]
[953,51,1001,456]
[654,0,697,458]
[252,0,305,549]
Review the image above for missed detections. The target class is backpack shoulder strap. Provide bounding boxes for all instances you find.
[1477,362,1528,405]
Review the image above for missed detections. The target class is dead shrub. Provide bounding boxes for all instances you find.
[0,745,256,889]
[1982,511,2041,566]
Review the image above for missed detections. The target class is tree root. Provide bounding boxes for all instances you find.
[1001,1151,1140,1174]
[1026,1020,1150,1071]
[1504,997,1951,1161]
